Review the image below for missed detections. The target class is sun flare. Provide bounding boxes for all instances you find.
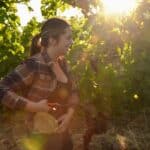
[101,0,138,15]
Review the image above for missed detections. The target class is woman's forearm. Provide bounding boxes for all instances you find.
[25,100,39,112]
[25,99,49,112]
[67,107,75,117]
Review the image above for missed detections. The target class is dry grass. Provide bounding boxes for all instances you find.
[0,109,150,150]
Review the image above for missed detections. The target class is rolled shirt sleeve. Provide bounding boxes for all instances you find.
[0,59,36,110]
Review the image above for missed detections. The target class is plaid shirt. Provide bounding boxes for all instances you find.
[0,51,78,110]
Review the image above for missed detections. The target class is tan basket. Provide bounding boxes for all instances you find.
[33,112,58,134]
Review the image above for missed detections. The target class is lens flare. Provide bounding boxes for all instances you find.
[101,0,138,15]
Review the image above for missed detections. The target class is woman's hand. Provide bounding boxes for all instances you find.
[25,99,49,112]
[48,103,62,112]
[56,107,75,133]
[56,113,71,133]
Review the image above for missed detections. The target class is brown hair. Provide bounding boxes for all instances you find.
[30,18,70,56]
[30,34,41,56]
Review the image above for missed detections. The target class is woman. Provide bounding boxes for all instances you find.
[0,18,79,150]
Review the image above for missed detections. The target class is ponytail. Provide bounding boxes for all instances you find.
[30,34,41,56]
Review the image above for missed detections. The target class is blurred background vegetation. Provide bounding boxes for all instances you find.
[1,0,150,149]
[1,0,150,116]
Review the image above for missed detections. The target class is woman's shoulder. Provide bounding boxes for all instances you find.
[23,53,55,76]
[21,53,42,71]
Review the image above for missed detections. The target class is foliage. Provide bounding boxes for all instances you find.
[0,1,25,78]
[1,1,150,149]
[21,17,41,57]
[66,0,150,116]
[41,0,69,18]
[0,0,150,117]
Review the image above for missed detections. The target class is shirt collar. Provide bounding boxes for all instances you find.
[41,51,53,66]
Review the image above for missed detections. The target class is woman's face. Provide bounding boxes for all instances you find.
[54,27,73,56]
